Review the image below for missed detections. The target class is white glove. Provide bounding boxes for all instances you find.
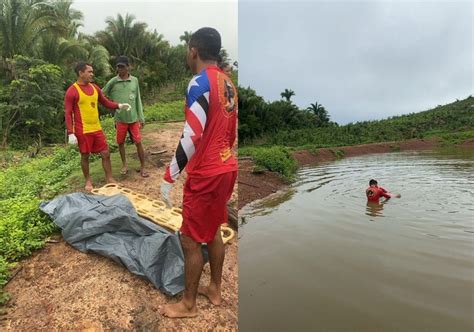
[160,181,174,208]
[118,103,131,111]
[68,133,77,145]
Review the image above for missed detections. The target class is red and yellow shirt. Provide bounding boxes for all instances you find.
[64,83,118,135]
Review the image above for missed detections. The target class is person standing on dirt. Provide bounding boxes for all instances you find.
[159,27,238,318]
[103,56,148,178]
[366,179,400,203]
[65,62,131,191]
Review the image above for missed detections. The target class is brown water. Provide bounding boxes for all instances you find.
[239,149,474,331]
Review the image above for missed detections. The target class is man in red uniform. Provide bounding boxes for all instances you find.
[65,62,131,191]
[158,28,237,318]
[366,179,400,203]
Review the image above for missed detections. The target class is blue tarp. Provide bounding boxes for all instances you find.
[40,193,186,296]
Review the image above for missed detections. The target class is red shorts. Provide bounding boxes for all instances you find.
[181,171,237,243]
[116,122,141,144]
[76,131,108,154]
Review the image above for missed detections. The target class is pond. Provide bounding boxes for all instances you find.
[239,149,474,331]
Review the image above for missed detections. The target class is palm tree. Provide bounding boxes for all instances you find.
[46,0,83,39]
[95,13,148,58]
[280,89,295,102]
[179,30,192,45]
[307,102,330,126]
[0,0,51,58]
[34,0,86,67]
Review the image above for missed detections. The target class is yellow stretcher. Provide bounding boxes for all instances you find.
[91,183,235,244]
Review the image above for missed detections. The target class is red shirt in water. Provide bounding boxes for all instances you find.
[366,185,392,202]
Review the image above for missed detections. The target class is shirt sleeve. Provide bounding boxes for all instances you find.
[64,87,77,135]
[135,78,145,122]
[94,84,119,109]
[163,75,210,183]
[379,187,392,199]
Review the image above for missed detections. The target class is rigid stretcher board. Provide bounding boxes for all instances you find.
[92,183,235,244]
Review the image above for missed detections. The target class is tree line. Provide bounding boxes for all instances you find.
[0,0,232,149]
[238,86,336,144]
[238,85,473,147]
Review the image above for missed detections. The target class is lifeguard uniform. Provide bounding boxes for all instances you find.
[366,185,392,203]
[164,65,238,243]
[64,83,118,154]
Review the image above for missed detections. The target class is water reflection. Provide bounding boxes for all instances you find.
[365,201,385,218]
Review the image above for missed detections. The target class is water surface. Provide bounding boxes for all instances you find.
[239,149,474,331]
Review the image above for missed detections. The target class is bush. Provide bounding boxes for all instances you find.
[0,147,79,301]
[240,146,297,181]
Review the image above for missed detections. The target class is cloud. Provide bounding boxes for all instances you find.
[239,1,472,124]
[72,0,238,62]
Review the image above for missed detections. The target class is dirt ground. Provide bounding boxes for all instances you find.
[2,122,238,331]
[238,138,442,209]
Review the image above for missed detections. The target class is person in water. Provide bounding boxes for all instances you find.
[366,179,400,203]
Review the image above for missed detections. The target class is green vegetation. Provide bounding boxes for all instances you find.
[144,100,185,122]
[239,86,473,147]
[240,146,297,181]
[0,147,79,303]
[0,0,235,149]
[239,86,473,178]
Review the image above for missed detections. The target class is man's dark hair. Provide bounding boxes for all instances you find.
[74,62,92,76]
[369,179,378,186]
[188,27,221,61]
[219,62,230,70]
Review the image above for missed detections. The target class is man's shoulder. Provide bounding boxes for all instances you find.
[91,83,102,91]
[106,76,118,85]
[65,84,79,95]
[187,72,211,96]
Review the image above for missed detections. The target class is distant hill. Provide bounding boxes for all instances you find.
[239,86,473,147]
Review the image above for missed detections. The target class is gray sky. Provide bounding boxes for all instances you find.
[72,0,237,63]
[239,0,473,124]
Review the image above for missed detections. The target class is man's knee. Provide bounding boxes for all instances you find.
[81,153,90,161]
[181,234,201,251]
[100,150,110,159]
[209,230,223,245]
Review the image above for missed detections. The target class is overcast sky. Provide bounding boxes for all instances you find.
[239,0,473,124]
[72,0,237,63]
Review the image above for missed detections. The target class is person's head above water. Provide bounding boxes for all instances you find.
[187,27,221,73]
[369,179,378,186]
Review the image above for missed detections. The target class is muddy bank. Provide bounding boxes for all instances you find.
[238,138,442,209]
[2,122,238,331]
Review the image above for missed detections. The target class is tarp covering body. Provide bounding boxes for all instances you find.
[40,193,186,296]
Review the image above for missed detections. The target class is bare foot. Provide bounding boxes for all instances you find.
[198,285,222,305]
[120,166,128,175]
[105,178,116,184]
[158,301,197,318]
[140,169,149,178]
[84,180,93,192]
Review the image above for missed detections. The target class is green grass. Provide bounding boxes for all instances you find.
[435,130,474,146]
[240,146,298,181]
[67,144,142,188]
[0,147,79,303]
[144,100,185,122]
